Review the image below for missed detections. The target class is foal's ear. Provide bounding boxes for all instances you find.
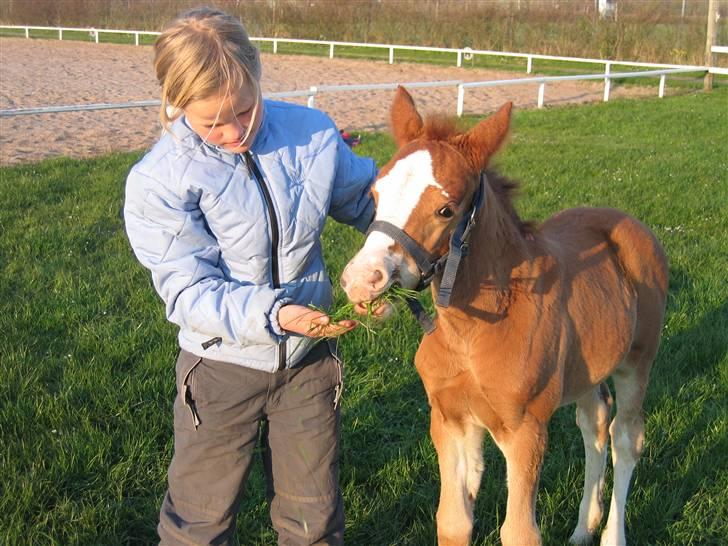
[452,102,513,171]
[391,86,424,148]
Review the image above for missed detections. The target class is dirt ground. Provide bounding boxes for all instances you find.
[0,37,655,165]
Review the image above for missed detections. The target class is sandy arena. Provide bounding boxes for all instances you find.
[0,37,655,165]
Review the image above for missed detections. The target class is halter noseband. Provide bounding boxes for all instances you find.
[365,173,487,332]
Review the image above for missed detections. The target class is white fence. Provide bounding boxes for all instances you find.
[3,23,725,75]
[455,67,705,114]
[0,67,705,119]
[0,24,719,119]
[0,24,158,46]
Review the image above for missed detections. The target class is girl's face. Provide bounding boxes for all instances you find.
[184,84,263,153]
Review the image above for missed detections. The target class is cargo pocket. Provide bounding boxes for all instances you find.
[326,340,344,410]
[175,350,203,429]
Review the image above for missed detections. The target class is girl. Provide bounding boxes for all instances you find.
[124,7,378,545]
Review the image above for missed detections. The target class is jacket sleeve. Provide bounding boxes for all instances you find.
[124,167,288,346]
[327,130,378,233]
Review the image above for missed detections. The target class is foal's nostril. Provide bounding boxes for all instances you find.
[340,276,348,289]
[369,268,385,288]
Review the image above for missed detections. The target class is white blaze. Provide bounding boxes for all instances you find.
[374,149,443,228]
[362,149,442,270]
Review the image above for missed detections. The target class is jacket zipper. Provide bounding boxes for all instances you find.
[243,151,287,371]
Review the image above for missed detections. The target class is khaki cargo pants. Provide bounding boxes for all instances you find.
[158,341,344,546]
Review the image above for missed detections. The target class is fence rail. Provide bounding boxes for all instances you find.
[711,45,728,75]
[0,68,705,119]
[456,67,705,114]
[0,24,158,46]
[2,23,723,75]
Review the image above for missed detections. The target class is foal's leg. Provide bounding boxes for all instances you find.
[495,414,548,546]
[601,363,649,546]
[430,407,485,546]
[569,383,613,545]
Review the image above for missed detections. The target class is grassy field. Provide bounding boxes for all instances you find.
[1,90,727,545]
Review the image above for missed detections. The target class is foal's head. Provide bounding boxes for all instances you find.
[341,86,512,304]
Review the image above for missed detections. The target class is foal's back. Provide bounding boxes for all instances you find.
[538,206,669,404]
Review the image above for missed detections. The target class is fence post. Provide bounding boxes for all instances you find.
[659,74,666,98]
[59,28,62,40]
[273,39,278,54]
[389,47,394,64]
[308,86,317,108]
[25,27,29,39]
[457,50,462,68]
[329,43,334,59]
[134,32,139,46]
[456,84,465,117]
[527,55,533,74]
[538,82,545,108]
[603,62,611,102]
[704,0,718,91]
[95,30,99,44]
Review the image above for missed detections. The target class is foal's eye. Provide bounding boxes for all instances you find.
[437,206,454,218]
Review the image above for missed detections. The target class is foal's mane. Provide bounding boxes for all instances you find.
[422,114,535,237]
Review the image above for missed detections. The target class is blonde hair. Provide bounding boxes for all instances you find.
[154,7,262,131]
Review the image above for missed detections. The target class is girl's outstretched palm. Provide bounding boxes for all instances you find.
[278,304,357,337]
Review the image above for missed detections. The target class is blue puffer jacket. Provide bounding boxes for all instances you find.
[124,100,377,371]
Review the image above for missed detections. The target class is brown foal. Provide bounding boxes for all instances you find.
[341,87,668,546]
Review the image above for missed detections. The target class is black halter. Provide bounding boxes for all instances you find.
[366,173,487,333]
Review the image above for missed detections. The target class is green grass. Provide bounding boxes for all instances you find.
[1,90,727,545]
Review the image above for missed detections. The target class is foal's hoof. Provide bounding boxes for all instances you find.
[568,528,595,545]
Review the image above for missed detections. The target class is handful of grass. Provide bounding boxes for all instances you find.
[311,285,420,340]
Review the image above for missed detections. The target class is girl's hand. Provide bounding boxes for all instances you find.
[278,304,357,338]
[353,301,394,319]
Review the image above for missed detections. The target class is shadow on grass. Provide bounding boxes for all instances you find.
[626,266,728,545]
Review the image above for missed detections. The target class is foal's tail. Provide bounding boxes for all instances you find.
[605,209,669,364]
[607,211,669,297]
